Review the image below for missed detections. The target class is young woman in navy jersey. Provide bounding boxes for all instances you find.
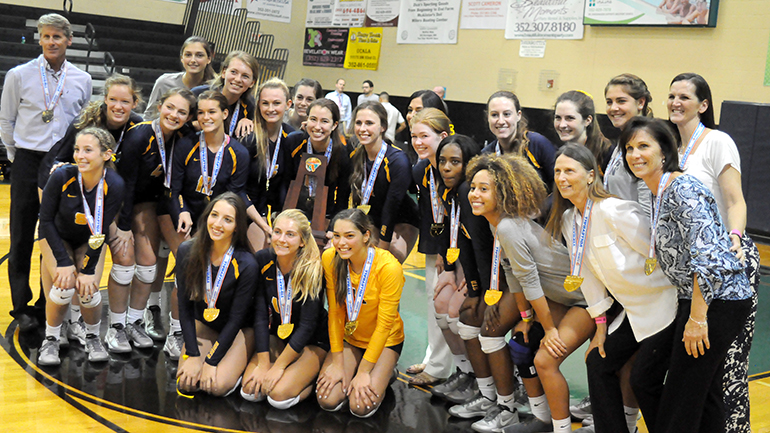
[37,127,124,366]
[243,77,295,250]
[401,89,448,164]
[405,107,453,386]
[110,88,195,357]
[428,134,486,400]
[176,192,257,396]
[144,36,215,120]
[241,209,329,408]
[285,78,323,131]
[482,91,557,192]
[553,90,613,171]
[40,73,143,191]
[284,98,352,228]
[191,50,258,140]
[347,101,418,264]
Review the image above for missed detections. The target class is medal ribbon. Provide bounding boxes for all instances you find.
[449,198,459,249]
[346,247,375,323]
[76,170,106,239]
[649,172,673,261]
[678,122,705,169]
[603,150,622,189]
[495,141,501,156]
[267,125,284,180]
[308,138,333,160]
[152,119,173,188]
[275,268,293,326]
[38,58,68,115]
[361,144,387,206]
[199,133,230,196]
[205,245,235,310]
[570,199,594,278]
[114,122,128,153]
[428,169,443,224]
[228,103,241,136]
[490,233,501,291]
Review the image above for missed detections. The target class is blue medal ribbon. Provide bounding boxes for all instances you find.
[360,143,387,206]
[276,268,293,325]
[228,103,241,136]
[38,57,68,117]
[449,198,459,249]
[77,169,106,239]
[199,133,230,196]
[206,245,235,310]
[570,199,594,278]
[649,172,673,261]
[267,125,284,181]
[152,119,173,188]
[428,169,444,224]
[603,149,623,189]
[678,122,705,169]
[346,247,375,323]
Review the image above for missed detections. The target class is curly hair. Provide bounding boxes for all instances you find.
[466,153,546,219]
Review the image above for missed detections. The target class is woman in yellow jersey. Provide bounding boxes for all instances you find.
[316,208,404,418]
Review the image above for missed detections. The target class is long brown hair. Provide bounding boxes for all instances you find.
[554,90,612,173]
[183,192,250,302]
[605,73,654,118]
[348,101,389,205]
[179,36,215,83]
[545,144,613,241]
[74,74,143,130]
[486,91,530,156]
[330,209,376,305]
[307,98,343,182]
[273,209,323,302]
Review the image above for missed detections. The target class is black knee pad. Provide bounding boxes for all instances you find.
[508,321,545,379]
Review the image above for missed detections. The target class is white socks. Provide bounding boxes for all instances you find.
[109,310,126,327]
[85,321,100,336]
[169,313,181,333]
[70,305,81,323]
[45,322,61,340]
[530,394,551,423]
[498,392,516,412]
[552,416,571,433]
[625,406,639,432]
[453,354,473,374]
[477,376,496,400]
[127,307,143,324]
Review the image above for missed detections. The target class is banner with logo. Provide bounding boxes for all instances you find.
[584,0,716,26]
[306,0,336,26]
[460,0,507,29]
[505,0,584,40]
[365,0,400,26]
[303,27,349,67]
[397,0,462,44]
[344,27,383,70]
[332,0,367,27]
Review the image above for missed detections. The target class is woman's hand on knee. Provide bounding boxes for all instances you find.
[54,265,77,289]
[317,359,346,399]
[262,365,286,395]
[177,356,204,392]
[542,327,568,358]
[483,303,501,333]
[348,372,377,411]
[75,273,98,298]
[112,228,134,258]
[199,363,218,394]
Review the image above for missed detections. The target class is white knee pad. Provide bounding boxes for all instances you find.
[457,322,481,341]
[222,376,242,397]
[80,291,102,308]
[435,313,449,330]
[49,286,76,306]
[479,335,507,354]
[241,387,266,402]
[110,264,135,285]
[321,399,347,412]
[268,395,300,410]
[135,264,157,284]
[157,239,171,259]
[447,316,460,335]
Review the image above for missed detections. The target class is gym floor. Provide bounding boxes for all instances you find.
[1,182,768,432]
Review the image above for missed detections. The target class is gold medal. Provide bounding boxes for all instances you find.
[484,290,502,306]
[563,275,584,292]
[430,223,445,237]
[358,204,371,214]
[88,234,105,249]
[277,323,294,340]
[345,320,358,336]
[203,308,220,322]
[644,258,657,276]
[446,247,460,264]
[42,110,54,123]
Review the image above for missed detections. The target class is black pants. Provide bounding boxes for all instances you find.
[8,148,46,318]
[586,316,643,433]
[631,299,751,433]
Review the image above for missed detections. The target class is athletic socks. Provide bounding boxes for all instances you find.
[109,310,126,327]
[498,392,516,412]
[126,307,143,324]
[625,406,640,432]
[453,354,473,374]
[147,292,161,308]
[529,394,551,423]
[169,313,181,333]
[477,376,497,400]
[70,304,81,323]
[552,416,572,433]
[45,322,61,340]
[85,321,100,336]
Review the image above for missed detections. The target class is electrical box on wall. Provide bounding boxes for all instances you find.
[539,70,559,91]
[498,69,518,92]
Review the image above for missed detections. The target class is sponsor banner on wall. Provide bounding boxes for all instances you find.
[584,0,714,26]
[306,0,336,26]
[344,27,383,70]
[332,0,367,27]
[505,0,584,39]
[397,0,462,44]
[365,0,400,26]
[460,0,507,29]
[246,0,292,23]
[303,27,349,67]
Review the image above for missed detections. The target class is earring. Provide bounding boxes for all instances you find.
[662,158,666,165]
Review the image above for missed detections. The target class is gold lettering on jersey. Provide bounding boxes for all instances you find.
[196,176,205,194]
[74,213,87,225]
[150,164,164,177]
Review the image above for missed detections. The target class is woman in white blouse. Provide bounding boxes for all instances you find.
[546,144,678,433]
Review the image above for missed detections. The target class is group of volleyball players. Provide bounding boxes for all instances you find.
[33,32,756,432]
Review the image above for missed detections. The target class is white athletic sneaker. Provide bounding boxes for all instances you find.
[125,320,154,348]
[104,323,132,353]
[432,370,474,399]
[164,331,184,361]
[67,317,87,346]
[85,334,110,362]
[449,395,496,419]
[570,395,592,419]
[471,405,519,433]
[38,336,61,366]
[144,305,166,341]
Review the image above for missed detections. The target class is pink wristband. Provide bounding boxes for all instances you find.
[730,229,742,238]
[594,316,607,324]
[520,309,533,319]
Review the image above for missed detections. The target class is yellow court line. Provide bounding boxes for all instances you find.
[12,329,251,433]
[755,380,770,388]
[404,271,426,281]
